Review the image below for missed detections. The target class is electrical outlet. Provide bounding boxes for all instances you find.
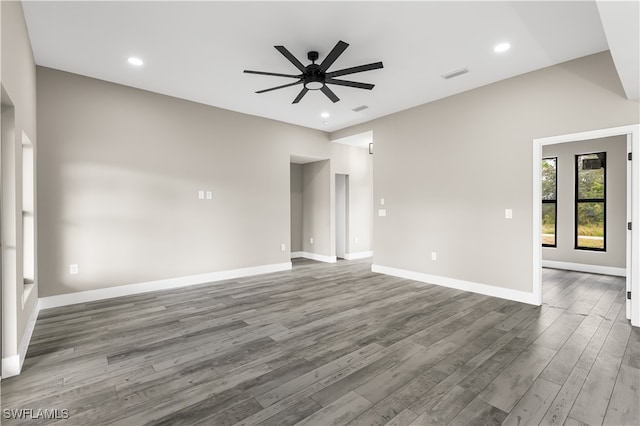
[431,252,437,261]
[70,264,79,275]
[280,243,286,252]
[198,190,205,199]
[378,209,387,217]
[354,236,358,244]
[310,237,314,244]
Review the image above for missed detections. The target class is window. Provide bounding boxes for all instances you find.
[542,158,557,247]
[575,152,605,250]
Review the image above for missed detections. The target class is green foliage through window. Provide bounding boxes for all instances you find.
[542,158,557,247]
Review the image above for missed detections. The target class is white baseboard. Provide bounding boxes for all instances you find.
[292,251,370,262]
[39,262,292,310]
[290,252,337,263]
[344,251,373,260]
[371,264,538,305]
[542,260,626,277]
[1,299,40,378]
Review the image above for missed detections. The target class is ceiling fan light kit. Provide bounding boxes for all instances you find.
[244,40,383,104]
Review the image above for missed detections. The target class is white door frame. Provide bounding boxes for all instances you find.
[533,124,640,327]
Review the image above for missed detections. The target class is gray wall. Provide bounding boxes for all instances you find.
[1,0,38,363]
[331,51,639,293]
[37,67,330,297]
[542,136,627,268]
[290,163,302,252]
[37,67,373,298]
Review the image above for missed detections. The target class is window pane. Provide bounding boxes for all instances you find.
[542,158,557,200]
[542,203,556,246]
[577,201,604,249]
[577,153,605,200]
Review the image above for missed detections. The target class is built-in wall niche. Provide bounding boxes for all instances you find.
[1,95,34,307]
[22,131,35,295]
[1,98,19,308]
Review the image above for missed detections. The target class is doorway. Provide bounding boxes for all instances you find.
[335,174,348,259]
[533,125,640,327]
[289,156,333,264]
[290,163,303,257]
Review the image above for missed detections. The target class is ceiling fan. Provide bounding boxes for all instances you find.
[244,40,383,104]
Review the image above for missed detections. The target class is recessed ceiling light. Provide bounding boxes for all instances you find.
[494,43,511,53]
[320,112,330,119]
[128,57,144,66]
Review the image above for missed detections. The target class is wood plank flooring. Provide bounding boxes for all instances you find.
[1,259,637,425]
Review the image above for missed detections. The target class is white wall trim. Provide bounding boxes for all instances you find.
[344,251,373,260]
[290,252,337,263]
[1,299,40,378]
[18,299,40,371]
[372,264,537,305]
[534,124,639,327]
[542,260,626,277]
[39,262,292,310]
[2,355,20,379]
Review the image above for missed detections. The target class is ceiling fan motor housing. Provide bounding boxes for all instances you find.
[305,62,325,90]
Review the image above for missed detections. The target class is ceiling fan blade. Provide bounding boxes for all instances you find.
[256,80,302,94]
[274,45,307,72]
[319,40,349,72]
[244,70,302,79]
[321,85,340,103]
[326,78,374,90]
[326,62,384,78]
[292,87,309,104]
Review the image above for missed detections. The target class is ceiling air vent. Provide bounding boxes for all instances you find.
[441,67,469,80]
[352,105,369,112]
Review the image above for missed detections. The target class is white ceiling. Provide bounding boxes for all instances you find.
[22,1,638,133]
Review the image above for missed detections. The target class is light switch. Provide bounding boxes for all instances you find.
[206,191,212,200]
[310,237,314,244]
[505,209,513,219]
[70,264,78,275]
[380,198,385,205]
[198,190,205,199]
[378,209,387,217]
[280,243,286,252]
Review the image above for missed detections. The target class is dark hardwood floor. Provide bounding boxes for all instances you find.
[1,259,638,425]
